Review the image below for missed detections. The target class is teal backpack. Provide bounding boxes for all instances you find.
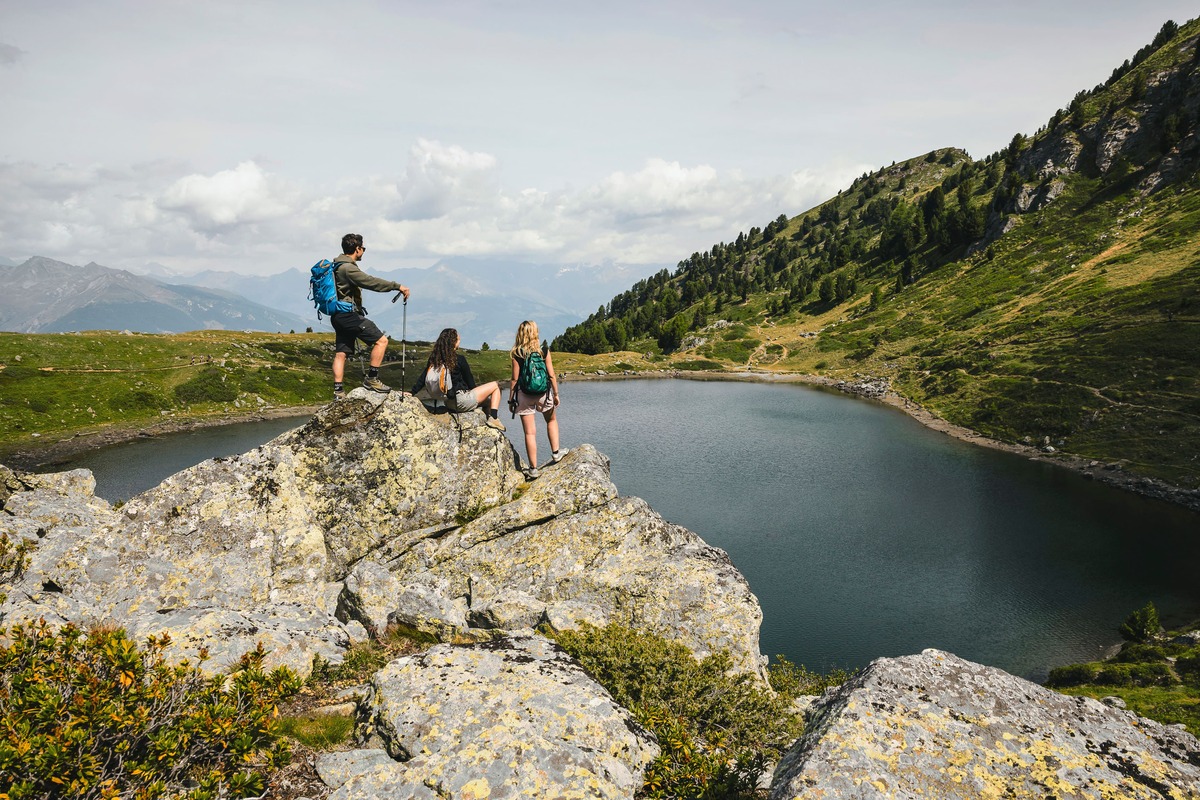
[518,350,550,395]
[308,260,355,319]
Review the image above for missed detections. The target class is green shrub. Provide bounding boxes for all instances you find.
[1093,662,1176,688]
[1046,662,1100,688]
[0,621,301,800]
[0,533,32,604]
[454,499,493,525]
[1128,663,1178,687]
[706,339,757,362]
[550,623,819,799]
[174,368,237,404]
[27,397,52,414]
[1120,602,1162,643]
[308,626,427,686]
[108,389,167,411]
[767,656,850,698]
[1177,650,1200,687]
[1114,642,1168,663]
[673,360,724,371]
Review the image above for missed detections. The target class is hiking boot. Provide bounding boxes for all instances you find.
[551,448,569,464]
[333,387,347,401]
[526,467,540,480]
[363,376,391,393]
[485,416,506,432]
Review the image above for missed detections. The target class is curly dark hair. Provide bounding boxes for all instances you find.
[427,328,458,373]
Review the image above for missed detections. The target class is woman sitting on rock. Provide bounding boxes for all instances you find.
[414,328,505,431]
[508,320,566,479]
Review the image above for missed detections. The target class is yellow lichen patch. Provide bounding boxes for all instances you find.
[460,777,491,798]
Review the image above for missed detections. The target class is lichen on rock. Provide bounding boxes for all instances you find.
[769,648,1200,799]
[0,389,766,678]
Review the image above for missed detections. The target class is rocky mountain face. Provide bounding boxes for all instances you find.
[1001,30,1200,217]
[3,396,1198,797]
[0,257,309,333]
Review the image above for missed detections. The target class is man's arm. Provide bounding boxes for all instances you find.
[340,261,406,295]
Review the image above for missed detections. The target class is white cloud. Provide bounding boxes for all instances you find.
[0,145,865,273]
[385,139,500,222]
[364,153,868,264]
[159,161,293,232]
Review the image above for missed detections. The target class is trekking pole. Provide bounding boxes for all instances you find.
[393,291,406,394]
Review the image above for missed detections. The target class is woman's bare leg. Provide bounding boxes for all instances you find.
[521,413,538,467]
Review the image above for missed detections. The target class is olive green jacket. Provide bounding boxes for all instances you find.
[332,254,402,314]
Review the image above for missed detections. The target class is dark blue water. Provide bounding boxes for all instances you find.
[54,381,1200,680]
[508,380,1200,679]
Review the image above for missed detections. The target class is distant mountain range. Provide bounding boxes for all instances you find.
[128,257,658,347]
[0,256,660,345]
[0,257,310,334]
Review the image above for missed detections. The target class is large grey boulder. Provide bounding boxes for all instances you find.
[331,634,659,799]
[1,390,765,677]
[769,648,1200,799]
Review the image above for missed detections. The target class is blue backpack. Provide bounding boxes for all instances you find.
[308,260,355,319]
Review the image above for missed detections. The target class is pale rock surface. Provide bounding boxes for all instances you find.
[1,389,765,677]
[769,648,1200,799]
[341,634,659,800]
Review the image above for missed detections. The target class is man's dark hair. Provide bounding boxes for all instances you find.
[341,233,364,255]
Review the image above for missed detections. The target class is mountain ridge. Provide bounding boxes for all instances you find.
[0,257,310,334]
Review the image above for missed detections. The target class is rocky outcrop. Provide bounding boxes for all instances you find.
[769,649,1200,799]
[6,395,1200,798]
[0,389,764,678]
[327,634,659,799]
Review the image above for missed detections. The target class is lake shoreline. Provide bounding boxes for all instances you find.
[6,369,1199,514]
[560,369,1200,515]
[5,405,325,472]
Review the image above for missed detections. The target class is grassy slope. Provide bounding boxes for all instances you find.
[0,330,513,462]
[552,170,1199,487]
[826,180,1200,485]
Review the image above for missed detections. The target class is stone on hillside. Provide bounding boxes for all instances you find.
[769,649,1200,799]
[315,749,402,793]
[1171,630,1200,647]
[343,634,658,800]
[1096,114,1142,174]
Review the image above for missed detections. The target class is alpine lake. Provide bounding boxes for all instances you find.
[50,378,1200,681]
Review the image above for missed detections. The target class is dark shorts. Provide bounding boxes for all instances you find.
[331,311,385,355]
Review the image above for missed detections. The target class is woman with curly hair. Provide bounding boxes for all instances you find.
[508,320,566,478]
[414,328,506,430]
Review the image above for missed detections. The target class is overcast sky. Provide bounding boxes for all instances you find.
[1,1,1196,276]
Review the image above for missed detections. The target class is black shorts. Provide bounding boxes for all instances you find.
[331,311,385,355]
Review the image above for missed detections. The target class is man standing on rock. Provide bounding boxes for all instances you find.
[330,233,410,399]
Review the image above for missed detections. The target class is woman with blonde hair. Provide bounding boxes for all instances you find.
[509,320,566,478]
[414,328,506,430]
